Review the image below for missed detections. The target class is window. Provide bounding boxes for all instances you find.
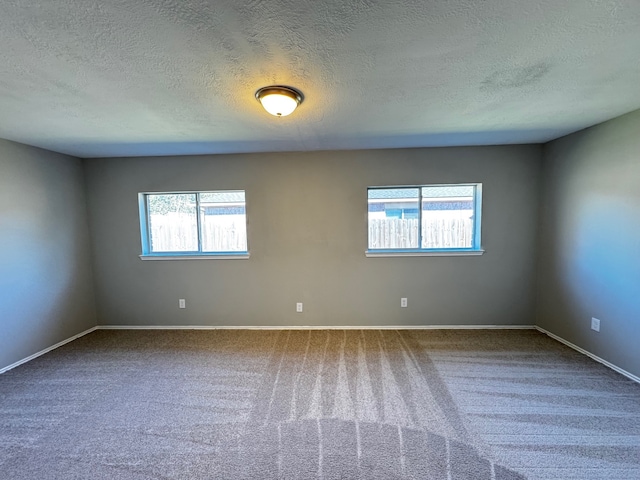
[367,184,482,255]
[139,190,248,259]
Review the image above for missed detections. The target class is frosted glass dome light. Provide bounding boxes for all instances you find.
[255,86,303,117]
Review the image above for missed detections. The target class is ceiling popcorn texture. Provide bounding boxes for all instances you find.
[0,0,639,158]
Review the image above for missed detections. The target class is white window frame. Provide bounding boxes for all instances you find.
[138,190,249,260]
[365,183,484,257]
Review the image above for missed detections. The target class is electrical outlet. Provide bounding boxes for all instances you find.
[591,317,600,332]
[401,297,408,308]
[179,299,186,309]
[296,302,303,313]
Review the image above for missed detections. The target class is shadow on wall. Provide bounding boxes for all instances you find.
[565,194,640,320]
[0,156,81,367]
[0,228,74,323]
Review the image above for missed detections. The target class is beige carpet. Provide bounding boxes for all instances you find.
[1,329,639,479]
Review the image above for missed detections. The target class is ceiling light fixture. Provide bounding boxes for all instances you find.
[255,86,304,117]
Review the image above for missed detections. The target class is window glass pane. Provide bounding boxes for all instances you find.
[147,194,198,252]
[200,191,245,203]
[199,191,248,252]
[421,185,475,249]
[368,188,419,249]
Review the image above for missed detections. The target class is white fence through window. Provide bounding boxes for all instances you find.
[368,218,473,250]
[150,213,247,252]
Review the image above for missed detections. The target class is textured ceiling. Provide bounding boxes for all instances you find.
[1,0,639,158]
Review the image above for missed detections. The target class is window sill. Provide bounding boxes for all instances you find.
[139,253,250,261]
[365,249,484,257]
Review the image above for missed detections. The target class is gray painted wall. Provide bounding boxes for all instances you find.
[0,139,96,370]
[537,109,640,378]
[84,146,541,327]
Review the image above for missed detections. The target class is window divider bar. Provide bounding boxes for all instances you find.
[196,193,204,253]
[472,185,476,249]
[417,187,423,250]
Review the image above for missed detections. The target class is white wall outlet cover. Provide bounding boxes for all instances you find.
[401,298,408,308]
[591,317,600,332]
[296,302,303,312]
[179,299,186,309]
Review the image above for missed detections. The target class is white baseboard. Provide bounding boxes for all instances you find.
[97,324,536,330]
[535,326,640,384]
[0,326,98,374]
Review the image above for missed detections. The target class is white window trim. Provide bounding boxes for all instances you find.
[139,253,250,261]
[365,249,484,258]
[366,183,483,256]
[138,190,249,259]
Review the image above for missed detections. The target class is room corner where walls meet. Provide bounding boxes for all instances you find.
[0,139,97,370]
